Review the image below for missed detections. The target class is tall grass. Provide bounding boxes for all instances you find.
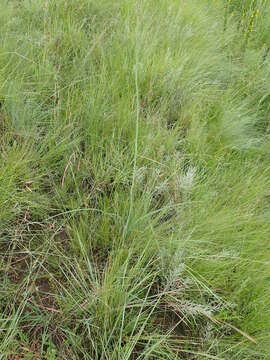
[0,0,270,358]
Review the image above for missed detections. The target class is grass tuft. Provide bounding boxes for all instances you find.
[1,0,270,358]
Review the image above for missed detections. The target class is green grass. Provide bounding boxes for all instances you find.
[1,0,270,358]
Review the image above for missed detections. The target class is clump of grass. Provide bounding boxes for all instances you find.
[223,0,268,50]
[1,0,270,358]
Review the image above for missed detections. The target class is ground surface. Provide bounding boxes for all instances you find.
[1,0,270,359]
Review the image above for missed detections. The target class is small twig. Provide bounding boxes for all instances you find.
[38,304,61,313]
[61,160,72,187]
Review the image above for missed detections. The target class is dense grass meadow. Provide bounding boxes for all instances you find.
[1,0,270,358]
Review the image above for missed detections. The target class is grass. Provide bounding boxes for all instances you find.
[1,0,270,358]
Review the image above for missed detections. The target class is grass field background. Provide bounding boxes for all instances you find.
[1,0,270,358]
